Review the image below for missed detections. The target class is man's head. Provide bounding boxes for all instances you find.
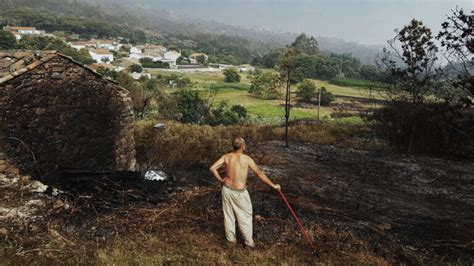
[232,137,246,152]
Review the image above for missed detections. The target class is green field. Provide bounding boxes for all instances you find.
[150,70,378,123]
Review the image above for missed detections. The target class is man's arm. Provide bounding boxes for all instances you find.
[248,157,281,190]
[209,155,226,183]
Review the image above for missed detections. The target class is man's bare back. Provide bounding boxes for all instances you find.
[210,137,280,190]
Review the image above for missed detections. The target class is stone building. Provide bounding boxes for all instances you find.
[0,51,136,176]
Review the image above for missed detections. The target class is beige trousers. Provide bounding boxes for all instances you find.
[221,185,255,246]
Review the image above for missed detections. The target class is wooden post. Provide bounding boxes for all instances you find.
[318,88,321,120]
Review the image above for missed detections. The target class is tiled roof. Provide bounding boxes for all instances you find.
[0,51,57,83]
[0,51,120,87]
[90,49,113,55]
[5,26,37,31]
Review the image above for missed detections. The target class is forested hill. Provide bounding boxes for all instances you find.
[0,0,382,64]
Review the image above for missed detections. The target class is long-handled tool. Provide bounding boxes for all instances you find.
[278,189,315,248]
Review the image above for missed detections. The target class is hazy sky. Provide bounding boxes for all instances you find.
[144,0,472,45]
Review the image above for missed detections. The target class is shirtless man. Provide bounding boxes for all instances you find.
[210,137,281,247]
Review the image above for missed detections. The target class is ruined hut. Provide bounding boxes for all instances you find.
[0,51,136,176]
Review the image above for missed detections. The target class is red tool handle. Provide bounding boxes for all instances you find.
[278,189,315,248]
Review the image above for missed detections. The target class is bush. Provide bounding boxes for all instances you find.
[0,30,16,49]
[231,105,247,119]
[128,64,143,73]
[173,90,210,124]
[319,87,335,106]
[296,79,317,103]
[206,101,241,126]
[165,74,191,88]
[248,70,281,99]
[139,58,169,69]
[223,68,241,83]
[97,66,118,80]
[370,101,474,159]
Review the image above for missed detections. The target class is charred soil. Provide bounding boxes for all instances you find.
[1,141,473,264]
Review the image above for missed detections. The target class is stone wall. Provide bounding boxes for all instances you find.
[0,55,136,176]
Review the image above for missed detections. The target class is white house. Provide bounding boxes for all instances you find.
[3,26,45,40]
[89,49,114,63]
[143,45,167,54]
[69,41,96,51]
[130,45,145,55]
[163,51,181,66]
[239,64,256,72]
[96,40,121,51]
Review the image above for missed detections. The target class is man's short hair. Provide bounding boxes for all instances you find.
[233,137,245,151]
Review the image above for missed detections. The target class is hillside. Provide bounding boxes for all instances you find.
[0,0,383,64]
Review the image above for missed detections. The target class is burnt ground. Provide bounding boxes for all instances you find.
[1,141,473,264]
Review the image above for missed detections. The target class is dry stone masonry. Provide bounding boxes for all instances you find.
[0,51,136,176]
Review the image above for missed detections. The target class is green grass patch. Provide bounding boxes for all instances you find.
[210,82,250,91]
[329,78,387,90]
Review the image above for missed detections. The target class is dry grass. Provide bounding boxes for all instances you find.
[134,120,368,170]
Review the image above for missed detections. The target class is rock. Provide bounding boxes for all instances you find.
[0,228,7,236]
[25,180,48,193]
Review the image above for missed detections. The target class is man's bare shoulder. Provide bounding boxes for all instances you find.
[242,154,254,162]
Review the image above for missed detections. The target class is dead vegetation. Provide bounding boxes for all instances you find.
[1,137,473,264]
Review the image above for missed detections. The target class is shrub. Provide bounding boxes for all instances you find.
[223,67,241,83]
[206,101,240,126]
[249,70,281,99]
[319,87,335,106]
[370,101,474,159]
[231,105,247,119]
[139,58,169,69]
[173,90,210,124]
[296,79,317,103]
[128,64,143,73]
[165,74,191,88]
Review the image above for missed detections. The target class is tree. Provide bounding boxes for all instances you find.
[174,90,210,124]
[296,79,317,103]
[196,55,208,65]
[128,64,143,73]
[0,30,16,49]
[377,19,442,154]
[248,70,281,99]
[279,48,297,148]
[382,19,439,106]
[223,67,241,83]
[290,33,319,56]
[437,7,473,104]
[318,87,335,106]
[97,66,118,80]
[116,72,155,119]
